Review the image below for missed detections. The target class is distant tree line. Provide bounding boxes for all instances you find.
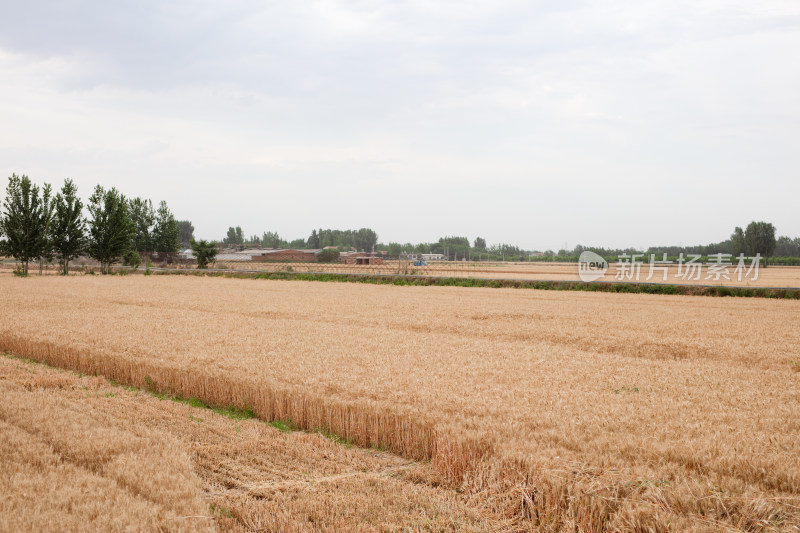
[214,227,558,261]
[219,225,305,249]
[774,236,800,257]
[219,226,379,252]
[0,174,180,275]
[645,222,780,263]
[558,222,787,264]
[307,228,378,251]
[379,236,527,261]
[51,204,792,270]
[210,222,794,264]
[375,222,792,263]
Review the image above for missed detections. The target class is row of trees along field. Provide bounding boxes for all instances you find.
[0,174,181,275]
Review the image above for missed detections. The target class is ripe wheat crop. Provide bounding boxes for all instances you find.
[0,363,210,532]
[1,275,799,531]
[0,355,494,532]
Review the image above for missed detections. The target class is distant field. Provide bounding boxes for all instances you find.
[210,260,800,288]
[2,276,799,531]
[4,258,800,288]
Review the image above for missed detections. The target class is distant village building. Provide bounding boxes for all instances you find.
[250,249,322,262]
[342,252,384,265]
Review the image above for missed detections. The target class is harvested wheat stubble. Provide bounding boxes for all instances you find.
[0,355,497,532]
[1,276,799,531]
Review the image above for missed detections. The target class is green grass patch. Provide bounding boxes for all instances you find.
[209,503,232,519]
[2,352,53,368]
[269,419,296,433]
[148,390,257,420]
[214,405,256,420]
[108,379,138,393]
[173,396,209,409]
[609,385,640,394]
[314,426,354,448]
[142,376,168,400]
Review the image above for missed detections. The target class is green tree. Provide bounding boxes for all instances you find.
[473,237,487,251]
[0,174,51,275]
[36,183,55,274]
[87,185,134,274]
[387,242,403,256]
[177,220,194,248]
[307,229,320,248]
[190,239,218,268]
[261,231,282,248]
[354,228,378,252]
[128,197,155,255]
[730,227,745,256]
[438,236,470,260]
[224,226,244,245]
[152,201,180,255]
[316,248,340,262]
[51,179,87,275]
[123,249,141,269]
[775,236,800,257]
[744,221,776,259]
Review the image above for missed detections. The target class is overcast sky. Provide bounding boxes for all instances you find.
[1,1,798,250]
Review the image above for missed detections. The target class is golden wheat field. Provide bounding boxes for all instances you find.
[2,275,799,532]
